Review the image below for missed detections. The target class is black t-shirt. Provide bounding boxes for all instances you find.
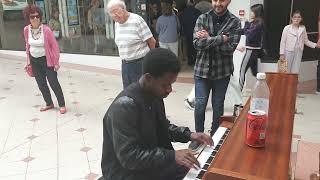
[212,10,228,36]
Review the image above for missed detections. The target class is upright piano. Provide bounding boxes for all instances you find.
[184,72,298,180]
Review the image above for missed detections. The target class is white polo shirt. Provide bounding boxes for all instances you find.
[114,13,153,61]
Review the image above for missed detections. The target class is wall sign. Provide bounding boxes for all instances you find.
[66,0,79,25]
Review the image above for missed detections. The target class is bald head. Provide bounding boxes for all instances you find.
[106,0,129,24]
[106,0,126,11]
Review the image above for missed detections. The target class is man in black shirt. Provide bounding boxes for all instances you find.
[101,48,213,180]
[179,0,201,66]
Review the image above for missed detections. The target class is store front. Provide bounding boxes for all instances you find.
[0,0,118,55]
[0,0,163,56]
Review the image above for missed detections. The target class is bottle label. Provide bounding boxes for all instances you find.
[250,98,269,113]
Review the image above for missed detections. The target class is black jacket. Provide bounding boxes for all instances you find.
[101,83,192,180]
[243,20,264,48]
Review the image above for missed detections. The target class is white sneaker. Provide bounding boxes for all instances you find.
[184,99,195,110]
[316,90,320,95]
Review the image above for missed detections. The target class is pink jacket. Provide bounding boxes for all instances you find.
[279,24,316,55]
[24,25,60,67]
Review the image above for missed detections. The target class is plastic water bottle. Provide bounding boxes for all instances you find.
[250,73,270,115]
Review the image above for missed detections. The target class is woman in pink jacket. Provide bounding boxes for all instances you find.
[23,5,66,114]
[279,10,320,73]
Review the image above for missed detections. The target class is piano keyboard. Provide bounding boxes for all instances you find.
[184,127,230,180]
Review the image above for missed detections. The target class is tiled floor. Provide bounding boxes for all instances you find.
[0,54,319,180]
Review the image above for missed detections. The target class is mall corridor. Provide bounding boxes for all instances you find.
[0,52,198,180]
[0,52,320,180]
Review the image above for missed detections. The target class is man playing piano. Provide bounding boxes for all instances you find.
[100,48,213,180]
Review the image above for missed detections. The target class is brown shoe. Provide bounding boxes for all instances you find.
[59,107,67,114]
[40,104,54,112]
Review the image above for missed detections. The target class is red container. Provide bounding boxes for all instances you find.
[245,110,267,147]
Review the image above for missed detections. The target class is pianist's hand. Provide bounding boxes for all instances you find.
[190,132,214,146]
[175,149,200,169]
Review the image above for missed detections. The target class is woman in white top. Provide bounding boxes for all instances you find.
[279,10,320,73]
[23,5,66,114]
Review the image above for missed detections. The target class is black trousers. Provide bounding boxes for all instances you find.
[30,56,65,107]
[239,49,259,91]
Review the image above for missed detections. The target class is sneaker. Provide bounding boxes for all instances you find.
[184,99,195,110]
[188,141,203,152]
[316,89,320,95]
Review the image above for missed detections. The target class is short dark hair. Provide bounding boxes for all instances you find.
[143,48,180,78]
[174,0,187,11]
[161,2,173,16]
[23,4,43,24]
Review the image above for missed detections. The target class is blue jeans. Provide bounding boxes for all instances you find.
[194,76,230,135]
[121,58,143,89]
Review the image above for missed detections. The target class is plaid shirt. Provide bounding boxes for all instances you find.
[193,10,241,80]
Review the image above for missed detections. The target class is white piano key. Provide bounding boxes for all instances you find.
[184,167,201,180]
[183,127,228,180]
[212,127,227,147]
[198,148,213,168]
[198,127,227,167]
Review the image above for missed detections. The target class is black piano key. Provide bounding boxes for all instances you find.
[206,151,217,163]
[211,151,217,156]
[226,129,230,133]
[218,139,224,144]
[221,134,227,139]
[206,156,214,164]
[196,170,206,179]
[203,163,210,170]
[214,144,221,151]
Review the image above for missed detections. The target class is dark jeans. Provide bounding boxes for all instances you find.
[194,76,230,135]
[30,56,65,107]
[121,58,143,89]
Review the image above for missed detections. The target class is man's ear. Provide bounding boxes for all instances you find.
[144,73,153,83]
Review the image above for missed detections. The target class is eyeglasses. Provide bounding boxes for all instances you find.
[29,15,40,19]
[292,16,302,19]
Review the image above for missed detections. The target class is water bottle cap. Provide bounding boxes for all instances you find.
[257,73,266,80]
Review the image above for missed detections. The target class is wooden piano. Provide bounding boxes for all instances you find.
[184,72,298,180]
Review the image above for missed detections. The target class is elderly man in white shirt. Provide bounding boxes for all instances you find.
[106,0,156,88]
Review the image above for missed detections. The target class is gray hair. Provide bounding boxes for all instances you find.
[106,0,126,10]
